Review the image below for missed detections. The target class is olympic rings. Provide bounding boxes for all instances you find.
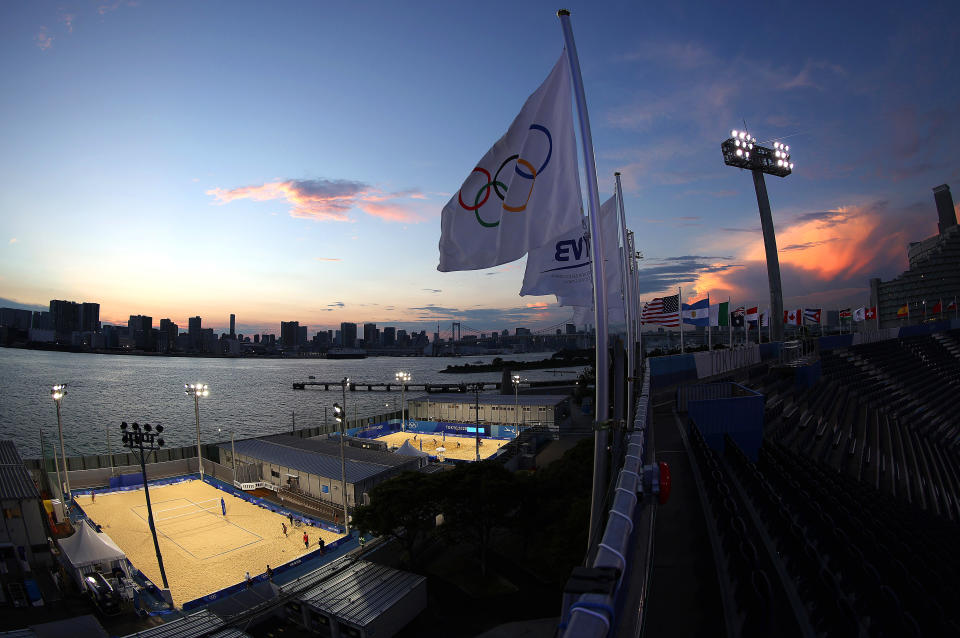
[456,124,553,227]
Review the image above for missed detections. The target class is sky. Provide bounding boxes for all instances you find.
[1,1,958,336]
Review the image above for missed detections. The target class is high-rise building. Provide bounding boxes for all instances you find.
[382,326,396,346]
[49,300,79,338]
[80,302,100,332]
[363,323,379,347]
[280,321,299,348]
[128,315,153,350]
[230,314,236,338]
[297,325,308,346]
[566,323,577,335]
[0,308,33,331]
[188,316,202,351]
[159,319,178,349]
[340,322,357,348]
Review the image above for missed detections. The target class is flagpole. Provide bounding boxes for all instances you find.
[614,173,634,425]
[728,296,732,348]
[679,286,684,353]
[558,9,611,552]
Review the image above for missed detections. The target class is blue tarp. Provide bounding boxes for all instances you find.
[688,383,764,462]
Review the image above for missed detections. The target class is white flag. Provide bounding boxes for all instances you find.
[521,195,620,307]
[438,53,581,272]
[853,306,865,322]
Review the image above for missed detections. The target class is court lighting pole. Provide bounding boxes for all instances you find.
[722,130,795,343]
[395,371,411,431]
[185,383,209,481]
[120,421,169,590]
[49,384,69,503]
[511,374,522,429]
[332,402,350,535]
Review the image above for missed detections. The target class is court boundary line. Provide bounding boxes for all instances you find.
[129,497,264,561]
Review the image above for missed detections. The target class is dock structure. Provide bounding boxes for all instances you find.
[292,381,502,392]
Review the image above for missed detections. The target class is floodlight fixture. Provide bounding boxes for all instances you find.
[119,419,169,590]
[395,371,411,431]
[49,383,70,503]
[721,129,797,342]
[184,383,210,481]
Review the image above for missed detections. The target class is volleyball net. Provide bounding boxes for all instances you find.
[152,498,223,522]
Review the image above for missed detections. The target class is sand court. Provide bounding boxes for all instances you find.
[79,479,344,607]
[130,497,262,560]
[375,430,511,461]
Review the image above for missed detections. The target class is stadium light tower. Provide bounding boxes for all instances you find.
[722,130,795,342]
[395,371,411,431]
[50,384,70,503]
[184,383,210,481]
[332,402,350,535]
[120,421,169,590]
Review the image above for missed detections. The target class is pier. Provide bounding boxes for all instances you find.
[292,381,503,392]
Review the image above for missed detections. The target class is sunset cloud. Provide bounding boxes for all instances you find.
[207,179,426,223]
[314,257,341,262]
[679,199,938,307]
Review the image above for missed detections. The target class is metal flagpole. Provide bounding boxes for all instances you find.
[558,9,611,552]
[679,286,684,353]
[615,173,634,426]
[728,296,732,348]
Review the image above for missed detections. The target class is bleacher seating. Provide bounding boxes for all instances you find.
[684,329,960,636]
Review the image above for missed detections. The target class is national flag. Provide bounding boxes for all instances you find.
[709,301,729,327]
[438,54,580,271]
[641,294,679,327]
[804,308,822,324]
[931,300,943,314]
[839,308,852,319]
[853,307,865,322]
[682,298,710,326]
[523,195,620,306]
[865,306,877,320]
[784,309,802,325]
[948,300,958,312]
[896,304,908,317]
[746,306,759,326]
[731,306,745,328]
[761,309,769,328]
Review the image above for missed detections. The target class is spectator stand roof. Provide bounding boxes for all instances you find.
[260,434,413,469]
[0,439,40,500]
[408,393,568,406]
[297,560,425,630]
[219,438,400,484]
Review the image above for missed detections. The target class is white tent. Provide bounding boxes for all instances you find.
[394,440,430,466]
[59,523,127,583]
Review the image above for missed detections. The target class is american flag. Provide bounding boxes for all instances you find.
[641,294,680,326]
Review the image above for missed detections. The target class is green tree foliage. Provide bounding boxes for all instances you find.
[352,471,442,566]
[439,461,518,576]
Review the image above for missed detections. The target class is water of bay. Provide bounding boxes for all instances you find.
[0,348,583,459]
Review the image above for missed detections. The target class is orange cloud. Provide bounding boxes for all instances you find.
[207,179,425,223]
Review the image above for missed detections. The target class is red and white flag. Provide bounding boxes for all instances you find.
[865,306,877,320]
[746,306,759,325]
[932,300,943,314]
[783,309,801,325]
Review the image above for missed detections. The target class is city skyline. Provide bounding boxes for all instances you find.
[2,2,958,331]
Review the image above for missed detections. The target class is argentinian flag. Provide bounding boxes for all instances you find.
[682,298,710,326]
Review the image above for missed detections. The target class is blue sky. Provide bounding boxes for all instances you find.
[1,1,958,335]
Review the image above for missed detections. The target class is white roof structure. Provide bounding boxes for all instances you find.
[59,522,126,568]
[394,440,430,458]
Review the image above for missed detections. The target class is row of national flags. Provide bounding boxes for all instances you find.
[640,297,892,326]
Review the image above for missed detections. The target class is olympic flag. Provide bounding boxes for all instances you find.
[520,195,620,307]
[438,53,580,272]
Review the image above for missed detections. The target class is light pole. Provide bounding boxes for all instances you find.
[50,384,69,503]
[511,374,522,431]
[120,421,169,590]
[722,130,795,343]
[332,402,350,535]
[395,371,411,431]
[184,383,209,481]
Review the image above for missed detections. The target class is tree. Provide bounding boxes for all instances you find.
[352,471,441,566]
[439,461,517,577]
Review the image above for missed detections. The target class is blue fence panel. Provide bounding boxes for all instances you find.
[649,353,698,389]
[818,334,854,351]
[688,383,764,462]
